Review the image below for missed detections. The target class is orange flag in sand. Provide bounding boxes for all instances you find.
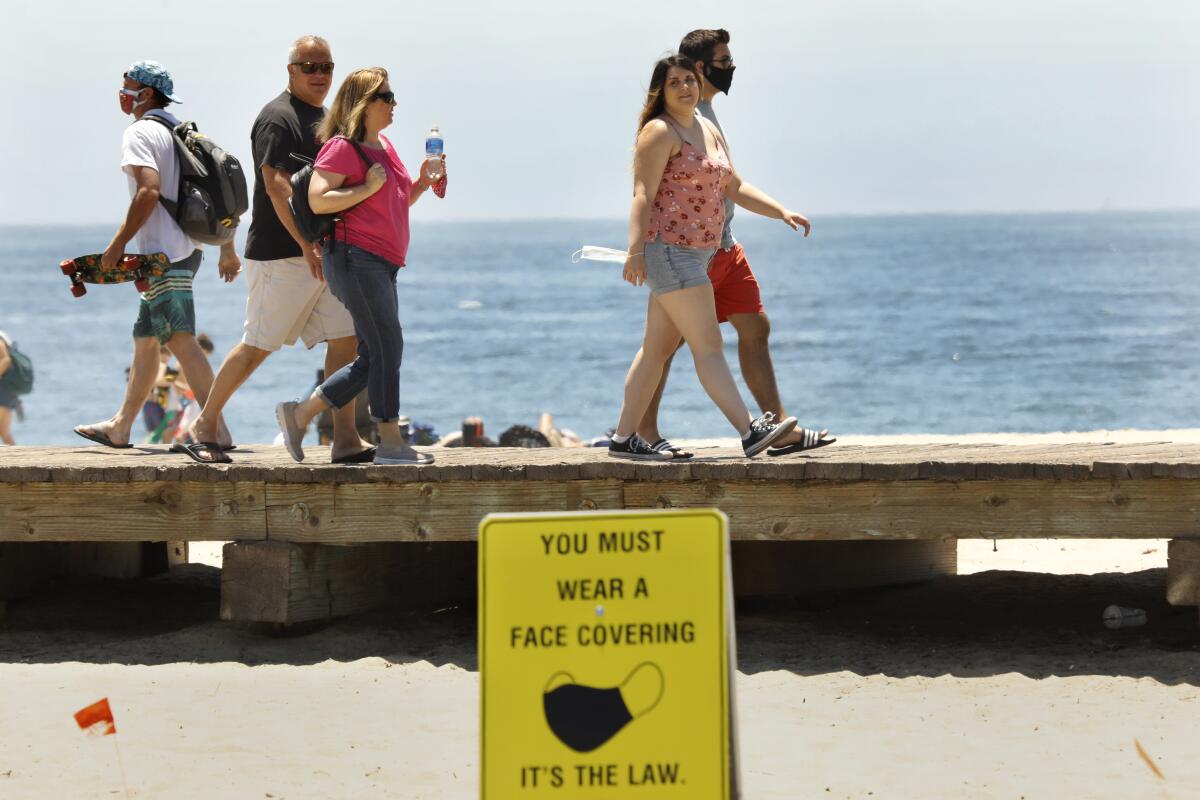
[74,698,117,736]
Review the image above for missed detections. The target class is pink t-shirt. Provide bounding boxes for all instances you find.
[314,134,412,266]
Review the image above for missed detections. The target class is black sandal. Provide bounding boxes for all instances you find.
[173,441,233,464]
[767,428,836,456]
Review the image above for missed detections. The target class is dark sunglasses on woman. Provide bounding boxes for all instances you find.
[292,61,334,74]
[373,90,396,103]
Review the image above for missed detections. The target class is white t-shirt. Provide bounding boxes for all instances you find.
[121,114,197,262]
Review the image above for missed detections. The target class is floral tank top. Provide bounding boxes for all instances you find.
[645,116,733,248]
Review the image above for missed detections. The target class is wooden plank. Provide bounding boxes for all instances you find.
[1167,539,1200,606]
[264,479,626,543]
[731,539,957,596]
[1,482,267,542]
[623,479,1200,540]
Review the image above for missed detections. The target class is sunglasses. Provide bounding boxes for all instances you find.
[291,61,334,74]
[373,90,396,104]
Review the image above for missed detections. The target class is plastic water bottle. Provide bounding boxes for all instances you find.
[424,126,444,182]
[1102,605,1147,629]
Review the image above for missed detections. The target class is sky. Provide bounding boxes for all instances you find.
[4,0,1198,224]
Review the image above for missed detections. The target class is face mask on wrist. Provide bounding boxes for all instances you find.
[705,64,735,95]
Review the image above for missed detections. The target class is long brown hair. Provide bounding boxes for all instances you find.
[637,55,701,135]
[317,67,388,143]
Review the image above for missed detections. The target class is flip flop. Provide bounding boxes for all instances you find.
[170,441,237,454]
[649,438,694,459]
[174,441,233,465]
[73,426,133,449]
[331,446,378,465]
[275,401,305,462]
[767,428,836,457]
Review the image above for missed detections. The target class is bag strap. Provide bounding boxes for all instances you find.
[328,137,378,242]
[136,113,185,218]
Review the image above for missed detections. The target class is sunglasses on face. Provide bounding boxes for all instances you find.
[373,90,396,104]
[118,87,143,99]
[291,61,334,74]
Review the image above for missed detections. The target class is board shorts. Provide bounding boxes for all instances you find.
[643,237,715,296]
[133,249,202,344]
[0,384,17,410]
[708,244,766,323]
[242,257,356,351]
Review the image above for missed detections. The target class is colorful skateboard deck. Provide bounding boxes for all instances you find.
[59,252,171,297]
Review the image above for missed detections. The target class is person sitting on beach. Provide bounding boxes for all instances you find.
[608,55,798,460]
[636,29,834,457]
[73,60,240,450]
[181,36,375,466]
[275,67,444,465]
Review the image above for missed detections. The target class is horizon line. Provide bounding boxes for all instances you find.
[2,206,1198,229]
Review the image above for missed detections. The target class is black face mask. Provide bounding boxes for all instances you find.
[705,64,735,95]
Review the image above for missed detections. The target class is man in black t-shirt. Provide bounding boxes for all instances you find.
[183,35,374,464]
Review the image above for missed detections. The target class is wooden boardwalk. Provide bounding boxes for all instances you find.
[4,441,1200,543]
[4,441,1200,623]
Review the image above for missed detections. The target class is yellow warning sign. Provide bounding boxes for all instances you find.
[479,509,732,798]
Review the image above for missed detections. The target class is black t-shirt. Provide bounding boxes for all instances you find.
[244,91,325,261]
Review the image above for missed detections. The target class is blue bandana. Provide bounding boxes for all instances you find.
[125,60,183,103]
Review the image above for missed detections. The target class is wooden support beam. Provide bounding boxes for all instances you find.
[219,541,477,625]
[0,482,266,542]
[1167,539,1200,607]
[6,477,1200,543]
[731,539,957,597]
[264,479,624,543]
[625,479,1200,540]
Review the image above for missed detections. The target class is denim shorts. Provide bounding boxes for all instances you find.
[643,238,715,296]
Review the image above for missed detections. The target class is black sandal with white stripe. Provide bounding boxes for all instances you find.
[767,428,836,456]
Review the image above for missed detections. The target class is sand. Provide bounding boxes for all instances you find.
[2,431,1199,798]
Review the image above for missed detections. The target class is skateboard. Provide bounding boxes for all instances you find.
[59,252,171,297]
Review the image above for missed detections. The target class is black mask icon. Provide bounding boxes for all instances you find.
[705,64,735,95]
[542,663,664,753]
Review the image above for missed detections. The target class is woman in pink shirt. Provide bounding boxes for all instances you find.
[275,67,442,466]
[608,55,799,460]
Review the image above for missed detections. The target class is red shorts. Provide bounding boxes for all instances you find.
[708,244,765,323]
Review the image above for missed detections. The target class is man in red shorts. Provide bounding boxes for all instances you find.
[635,28,835,456]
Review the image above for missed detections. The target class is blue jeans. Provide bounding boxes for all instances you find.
[316,241,404,422]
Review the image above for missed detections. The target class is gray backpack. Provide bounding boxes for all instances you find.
[144,113,248,246]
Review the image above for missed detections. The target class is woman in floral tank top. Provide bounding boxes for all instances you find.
[607,55,798,461]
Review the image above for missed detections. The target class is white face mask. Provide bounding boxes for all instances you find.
[571,245,632,263]
[119,87,151,113]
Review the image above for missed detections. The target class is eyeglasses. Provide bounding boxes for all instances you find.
[291,61,335,74]
[373,90,396,104]
[118,87,143,99]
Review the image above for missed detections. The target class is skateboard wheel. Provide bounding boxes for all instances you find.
[134,276,150,293]
[60,260,75,275]
[122,255,141,269]
[71,282,87,297]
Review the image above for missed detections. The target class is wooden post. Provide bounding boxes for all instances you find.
[731,539,957,598]
[1166,539,1200,609]
[220,541,476,625]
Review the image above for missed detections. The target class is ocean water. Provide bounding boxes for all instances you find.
[2,211,1198,447]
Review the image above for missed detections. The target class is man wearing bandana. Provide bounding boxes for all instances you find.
[73,60,240,450]
[636,29,834,456]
